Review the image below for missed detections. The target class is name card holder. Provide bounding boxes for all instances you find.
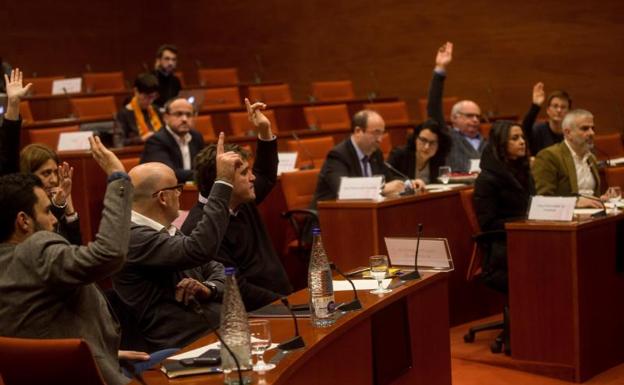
[277,152,298,175]
[384,237,454,272]
[338,176,383,200]
[528,196,576,221]
[52,77,82,95]
[57,131,93,152]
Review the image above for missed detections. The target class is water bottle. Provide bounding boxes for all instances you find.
[308,227,336,327]
[220,267,251,384]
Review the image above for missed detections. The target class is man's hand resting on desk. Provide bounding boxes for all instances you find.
[118,350,150,361]
[382,180,407,196]
[576,196,604,209]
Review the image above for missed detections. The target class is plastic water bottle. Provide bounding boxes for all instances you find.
[308,227,336,327]
[220,267,251,384]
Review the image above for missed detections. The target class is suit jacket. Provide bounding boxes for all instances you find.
[140,128,204,183]
[521,103,564,156]
[532,141,601,197]
[114,182,232,350]
[426,70,486,173]
[312,138,397,208]
[0,117,21,176]
[0,179,133,385]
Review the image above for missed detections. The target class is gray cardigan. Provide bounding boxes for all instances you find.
[0,178,134,385]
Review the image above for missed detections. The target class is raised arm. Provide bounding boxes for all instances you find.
[4,68,32,121]
[245,98,278,203]
[427,42,453,127]
[521,82,545,146]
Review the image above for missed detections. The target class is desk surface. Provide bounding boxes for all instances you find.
[134,272,451,385]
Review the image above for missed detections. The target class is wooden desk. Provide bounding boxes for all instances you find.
[506,214,624,382]
[316,189,505,326]
[135,272,451,385]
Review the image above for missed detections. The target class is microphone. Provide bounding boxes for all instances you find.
[62,87,76,119]
[383,161,415,196]
[276,297,306,351]
[189,298,244,385]
[329,262,363,312]
[401,223,423,281]
[574,193,607,218]
[291,132,315,170]
[367,70,379,101]
[592,145,612,168]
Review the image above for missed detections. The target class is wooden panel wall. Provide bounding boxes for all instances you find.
[3,0,624,132]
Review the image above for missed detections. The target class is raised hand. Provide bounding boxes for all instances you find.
[175,278,213,305]
[4,68,33,120]
[57,162,74,199]
[245,98,272,139]
[435,42,453,71]
[215,132,242,184]
[89,135,125,176]
[532,82,545,106]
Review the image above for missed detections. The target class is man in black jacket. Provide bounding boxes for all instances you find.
[1,68,31,176]
[181,99,292,311]
[152,44,182,108]
[140,97,204,183]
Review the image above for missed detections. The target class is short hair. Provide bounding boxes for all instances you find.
[156,44,178,59]
[562,109,593,131]
[488,120,529,163]
[163,97,195,114]
[0,173,42,242]
[194,144,250,197]
[20,144,59,174]
[134,73,159,94]
[450,100,478,118]
[351,110,379,133]
[546,90,572,109]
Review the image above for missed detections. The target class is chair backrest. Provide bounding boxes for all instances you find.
[303,104,350,130]
[194,115,216,140]
[459,188,483,281]
[248,84,293,104]
[0,336,107,385]
[481,122,493,139]
[27,125,80,150]
[417,96,459,121]
[594,133,624,160]
[201,87,241,111]
[120,157,140,172]
[311,80,355,101]
[281,168,321,210]
[380,133,392,157]
[197,68,239,87]
[363,101,410,125]
[229,110,278,136]
[605,166,624,190]
[286,136,335,169]
[23,76,65,96]
[19,100,34,123]
[174,71,186,87]
[82,71,126,93]
[70,96,117,119]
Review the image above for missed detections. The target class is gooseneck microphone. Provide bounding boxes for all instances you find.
[574,193,607,218]
[276,297,306,351]
[329,262,363,312]
[401,223,423,281]
[291,132,315,170]
[384,161,415,195]
[592,145,612,168]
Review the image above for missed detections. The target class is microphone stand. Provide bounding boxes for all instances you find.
[383,161,415,196]
[401,223,423,281]
[276,297,306,351]
[329,262,363,312]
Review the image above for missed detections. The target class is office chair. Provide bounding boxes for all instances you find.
[363,101,410,125]
[311,80,355,101]
[197,67,239,87]
[248,84,293,105]
[302,104,350,130]
[286,136,335,169]
[27,125,80,150]
[229,109,278,136]
[459,188,510,355]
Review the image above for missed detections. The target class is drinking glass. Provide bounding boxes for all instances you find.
[606,186,622,214]
[439,166,452,185]
[369,255,391,294]
[249,320,275,372]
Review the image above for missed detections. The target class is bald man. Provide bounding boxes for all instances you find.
[427,42,486,173]
[139,97,204,183]
[113,133,242,351]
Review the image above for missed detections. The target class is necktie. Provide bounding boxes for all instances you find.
[362,156,370,177]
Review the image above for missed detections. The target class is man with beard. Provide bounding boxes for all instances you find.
[532,109,602,208]
[140,97,204,183]
[152,44,182,108]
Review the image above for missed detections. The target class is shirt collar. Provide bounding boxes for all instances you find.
[166,125,192,146]
[350,136,367,161]
[131,210,177,236]
[564,139,591,163]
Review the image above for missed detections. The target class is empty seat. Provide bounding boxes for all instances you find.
[248,84,293,104]
[605,166,624,189]
[120,157,140,172]
[380,133,392,157]
[174,71,186,88]
[311,80,355,101]
[363,101,409,125]
[82,71,126,93]
[303,104,350,130]
[70,96,117,119]
[286,136,335,169]
[200,87,241,111]
[22,76,65,96]
[197,68,239,87]
[481,122,493,139]
[27,125,80,150]
[229,110,278,136]
[594,133,624,160]
[418,96,459,121]
[194,115,216,141]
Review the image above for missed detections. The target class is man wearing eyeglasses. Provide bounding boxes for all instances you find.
[427,42,486,173]
[114,133,243,350]
[140,97,204,183]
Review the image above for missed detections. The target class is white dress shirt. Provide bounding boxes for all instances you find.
[564,139,596,196]
[166,125,192,170]
[131,210,177,236]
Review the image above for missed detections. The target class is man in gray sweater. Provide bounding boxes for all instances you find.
[0,136,135,385]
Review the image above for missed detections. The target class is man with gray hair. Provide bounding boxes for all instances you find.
[532,109,602,208]
[427,42,487,173]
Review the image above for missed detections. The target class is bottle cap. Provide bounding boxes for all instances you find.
[224,267,236,276]
[312,227,321,235]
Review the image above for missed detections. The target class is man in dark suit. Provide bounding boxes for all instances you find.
[152,44,182,108]
[140,97,204,182]
[311,109,408,208]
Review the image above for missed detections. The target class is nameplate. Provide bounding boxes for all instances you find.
[384,237,454,272]
[338,176,383,200]
[528,196,576,221]
[57,131,93,152]
[277,152,298,175]
[52,77,82,95]
[469,158,481,173]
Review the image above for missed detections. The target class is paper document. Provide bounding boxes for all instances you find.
[170,339,278,360]
[333,279,392,291]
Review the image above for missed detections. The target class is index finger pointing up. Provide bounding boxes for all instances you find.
[217,132,225,155]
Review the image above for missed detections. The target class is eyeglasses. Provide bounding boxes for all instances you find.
[152,183,184,197]
[457,111,481,120]
[417,136,438,147]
